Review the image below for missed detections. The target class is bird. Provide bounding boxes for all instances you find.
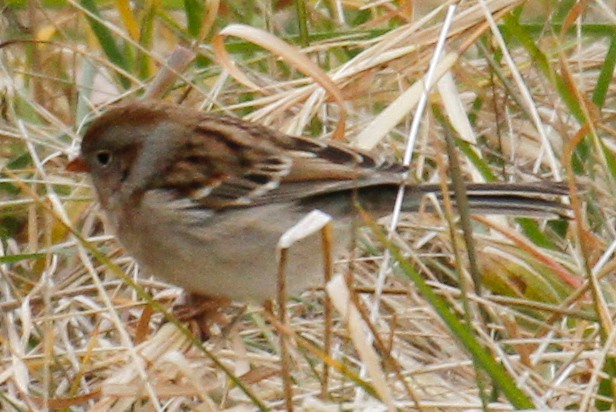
[67,99,569,304]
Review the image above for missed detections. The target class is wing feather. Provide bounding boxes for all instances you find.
[152,114,402,210]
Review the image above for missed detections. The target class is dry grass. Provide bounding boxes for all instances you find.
[1,0,616,410]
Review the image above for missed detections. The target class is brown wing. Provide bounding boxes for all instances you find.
[155,114,404,209]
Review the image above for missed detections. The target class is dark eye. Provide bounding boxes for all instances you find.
[95,150,112,167]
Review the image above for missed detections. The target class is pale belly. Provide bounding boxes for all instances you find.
[112,197,352,304]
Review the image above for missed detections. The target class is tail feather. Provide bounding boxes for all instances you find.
[299,181,572,219]
[409,181,571,218]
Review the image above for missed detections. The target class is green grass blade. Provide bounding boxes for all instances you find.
[0,253,47,264]
[79,0,131,88]
[365,217,535,409]
[184,0,204,38]
[592,28,616,107]
[501,12,584,122]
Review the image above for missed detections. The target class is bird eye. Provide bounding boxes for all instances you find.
[95,150,112,167]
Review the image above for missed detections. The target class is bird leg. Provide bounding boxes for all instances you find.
[173,293,231,339]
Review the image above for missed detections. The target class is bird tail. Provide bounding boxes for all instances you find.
[401,181,571,219]
[299,181,572,220]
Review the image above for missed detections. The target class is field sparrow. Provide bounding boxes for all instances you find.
[67,100,569,303]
